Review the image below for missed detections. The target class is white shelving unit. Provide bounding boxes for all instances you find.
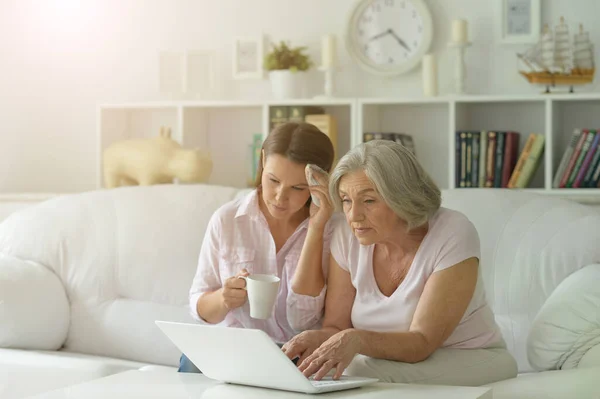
[98,94,600,204]
[97,99,356,189]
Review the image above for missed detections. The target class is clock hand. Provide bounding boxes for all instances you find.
[389,29,411,52]
[368,28,392,42]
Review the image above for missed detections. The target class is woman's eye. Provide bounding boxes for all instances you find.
[364,199,375,204]
[292,187,304,191]
[269,178,279,183]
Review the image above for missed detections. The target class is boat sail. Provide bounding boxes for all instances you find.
[540,26,557,72]
[554,18,573,74]
[518,18,595,92]
[573,24,595,74]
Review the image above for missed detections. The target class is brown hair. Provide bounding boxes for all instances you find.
[254,122,334,187]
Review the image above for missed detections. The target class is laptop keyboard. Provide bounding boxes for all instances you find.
[309,377,348,386]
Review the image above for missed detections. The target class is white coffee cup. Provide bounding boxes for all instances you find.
[237,274,281,319]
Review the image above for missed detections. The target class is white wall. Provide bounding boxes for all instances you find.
[0,0,598,193]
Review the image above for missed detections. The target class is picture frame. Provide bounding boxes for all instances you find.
[233,36,265,80]
[497,0,541,44]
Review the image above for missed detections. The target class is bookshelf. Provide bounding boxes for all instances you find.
[98,94,600,204]
[98,99,355,189]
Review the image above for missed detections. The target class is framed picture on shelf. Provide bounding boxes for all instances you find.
[497,0,541,44]
[233,36,265,80]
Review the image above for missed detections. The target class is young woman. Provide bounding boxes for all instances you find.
[180,122,338,372]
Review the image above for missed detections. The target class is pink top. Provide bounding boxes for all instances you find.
[189,190,338,344]
[330,207,503,349]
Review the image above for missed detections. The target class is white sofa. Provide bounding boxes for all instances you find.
[0,185,599,398]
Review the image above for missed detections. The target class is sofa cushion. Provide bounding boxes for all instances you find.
[0,347,148,372]
[0,184,245,366]
[0,253,69,350]
[441,190,600,372]
[578,343,600,369]
[527,264,600,370]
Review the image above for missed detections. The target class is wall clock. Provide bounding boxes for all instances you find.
[346,0,433,76]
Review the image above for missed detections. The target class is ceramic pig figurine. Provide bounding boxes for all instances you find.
[103,127,212,188]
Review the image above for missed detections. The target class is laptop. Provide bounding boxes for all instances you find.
[155,321,378,394]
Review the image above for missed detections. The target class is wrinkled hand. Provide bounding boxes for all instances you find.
[306,167,333,230]
[298,330,361,380]
[221,269,249,310]
[281,330,329,366]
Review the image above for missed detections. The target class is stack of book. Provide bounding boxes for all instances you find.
[268,105,338,159]
[455,131,545,188]
[553,129,600,188]
[363,132,416,156]
[269,106,324,130]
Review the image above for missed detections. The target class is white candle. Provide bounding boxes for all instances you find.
[422,53,438,97]
[452,19,468,44]
[321,34,337,68]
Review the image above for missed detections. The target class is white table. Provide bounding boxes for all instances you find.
[27,369,493,398]
[0,363,105,399]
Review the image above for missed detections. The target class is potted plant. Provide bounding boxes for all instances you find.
[264,41,312,99]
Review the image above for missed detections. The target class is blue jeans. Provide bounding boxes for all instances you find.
[177,342,294,373]
[178,353,202,373]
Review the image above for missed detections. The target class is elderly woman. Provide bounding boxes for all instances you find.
[282,140,518,386]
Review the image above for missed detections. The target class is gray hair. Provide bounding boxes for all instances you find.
[329,140,441,230]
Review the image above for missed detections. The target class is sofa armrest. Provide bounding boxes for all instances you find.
[527,264,600,371]
[578,343,600,369]
[0,253,69,350]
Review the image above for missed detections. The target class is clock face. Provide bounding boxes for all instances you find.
[347,0,433,76]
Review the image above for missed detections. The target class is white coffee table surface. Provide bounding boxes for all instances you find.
[27,369,492,399]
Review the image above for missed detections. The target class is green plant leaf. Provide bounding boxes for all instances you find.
[263,40,313,71]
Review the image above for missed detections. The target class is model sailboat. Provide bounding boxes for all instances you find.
[518,18,595,93]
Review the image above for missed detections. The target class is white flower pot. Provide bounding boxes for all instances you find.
[269,70,307,99]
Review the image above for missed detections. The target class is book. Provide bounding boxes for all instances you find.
[478,131,488,188]
[363,132,416,156]
[455,132,462,188]
[588,156,600,188]
[247,133,263,187]
[373,132,396,140]
[305,114,338,159]
[566,130,595,188]
[395,133,416,156]
[493,132,505,188]
[484,132,497,188]
[501,132,520,188]
[515,134,545,188]
[466,132,473,187]
[583,138,600,187]
[559,129,589,188]
[289,106,324,123]
[471,131,480,187]
[269,106,289,130]
[553,129,582,188]
[460,132,467,188]
[573,130,599,188]
[508,133,537,188]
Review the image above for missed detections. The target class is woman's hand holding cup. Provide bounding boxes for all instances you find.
[221,269,249,310]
